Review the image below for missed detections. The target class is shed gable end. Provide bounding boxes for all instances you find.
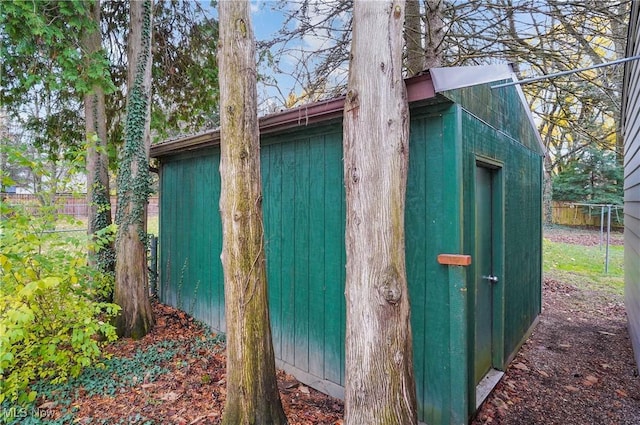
[441,82,544,156]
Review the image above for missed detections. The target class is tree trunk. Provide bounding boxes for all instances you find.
[343,1,417,424]
[610,2,628,165]
[83,0,114,278]
[423,0,445,69]
[543,154,554,225]
[217,1,287,424]
[114,0,154,339]
[404,0,424,76]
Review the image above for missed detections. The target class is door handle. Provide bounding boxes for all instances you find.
[482,275,499,283]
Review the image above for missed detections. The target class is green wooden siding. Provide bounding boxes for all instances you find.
[406,105,466,424]
[159,149,225,330]
[461,109,543,370]
[261,130,347,390]
[159,129,348,392]
[156,86,542,424]
[442,80,544,156]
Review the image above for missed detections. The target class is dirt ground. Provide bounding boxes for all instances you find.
[45,227,639,424]
[471,226,639,425]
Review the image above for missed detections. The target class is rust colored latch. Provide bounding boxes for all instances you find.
[437,254,472,266]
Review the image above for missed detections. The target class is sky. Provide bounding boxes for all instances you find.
[204,0,286,38]
[251,1,299,109]
[206,1,300,109]
[250,1,287,40]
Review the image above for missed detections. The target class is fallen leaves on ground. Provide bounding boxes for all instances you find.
[59,302,343,425]
[472,228,639,425]
[543,225,623,246]
[37,227,639,424]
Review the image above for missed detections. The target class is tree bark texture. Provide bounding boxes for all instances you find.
[610,2,628,165]
[114,0,154,339]
[423,0,445,69]
[542,120,556,225]
[83,0,114,276]
[404,0,424,76]
[343,1,417,425]
[217,1,287,424]
[543,154,554,225]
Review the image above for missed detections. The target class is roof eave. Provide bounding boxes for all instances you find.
[150,73,437,158]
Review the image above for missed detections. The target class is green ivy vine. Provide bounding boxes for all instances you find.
[116,0,153,245]
[89,94,116,275]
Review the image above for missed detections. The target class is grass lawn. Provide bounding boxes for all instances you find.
[543,237,624,296]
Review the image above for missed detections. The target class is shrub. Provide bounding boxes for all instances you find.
[0,203,120,405]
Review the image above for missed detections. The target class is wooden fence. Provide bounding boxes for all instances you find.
[552,201,624,228]
[1,193,159,218]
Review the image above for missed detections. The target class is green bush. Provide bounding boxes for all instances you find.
[0,203,120,405]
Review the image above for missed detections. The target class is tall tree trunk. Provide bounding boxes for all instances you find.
[423,0,445,69]
[83,0,115,278]
[114,0,154,339]
[343,1,417,424]
[217,1,287,424]
[543,154,554,225]
[610,1,629,165]
[0,111,9,195]
[404,0,424,76]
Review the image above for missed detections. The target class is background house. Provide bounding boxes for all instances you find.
[622,0,640,370]
[150,64,544,425]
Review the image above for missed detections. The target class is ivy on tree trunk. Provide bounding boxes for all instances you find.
[83,0,115,279]
[114,0,154,339]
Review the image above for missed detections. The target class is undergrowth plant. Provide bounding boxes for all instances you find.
[1,326,224,424]
[0,201,120,405]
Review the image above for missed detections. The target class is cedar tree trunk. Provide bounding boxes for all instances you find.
[423,0,445,69]
[404,0,424,76]
[543,154,554,225]
[343,1,418,424]
[217,1,287,424]
[83,0,115,277]
[114,0,154,339]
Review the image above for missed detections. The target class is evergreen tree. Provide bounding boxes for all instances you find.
[553,147,623,205]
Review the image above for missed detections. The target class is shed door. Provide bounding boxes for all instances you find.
[474,165,498,384]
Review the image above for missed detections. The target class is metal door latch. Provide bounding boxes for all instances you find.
[482,275,499,283]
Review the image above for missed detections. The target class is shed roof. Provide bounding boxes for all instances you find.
[150,64,542,158]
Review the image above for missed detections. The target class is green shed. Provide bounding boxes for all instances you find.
[150,64,544,425]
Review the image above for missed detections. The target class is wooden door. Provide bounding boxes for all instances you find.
[474,165,498,384]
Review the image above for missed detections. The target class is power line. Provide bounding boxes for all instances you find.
[491,55,640,89]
